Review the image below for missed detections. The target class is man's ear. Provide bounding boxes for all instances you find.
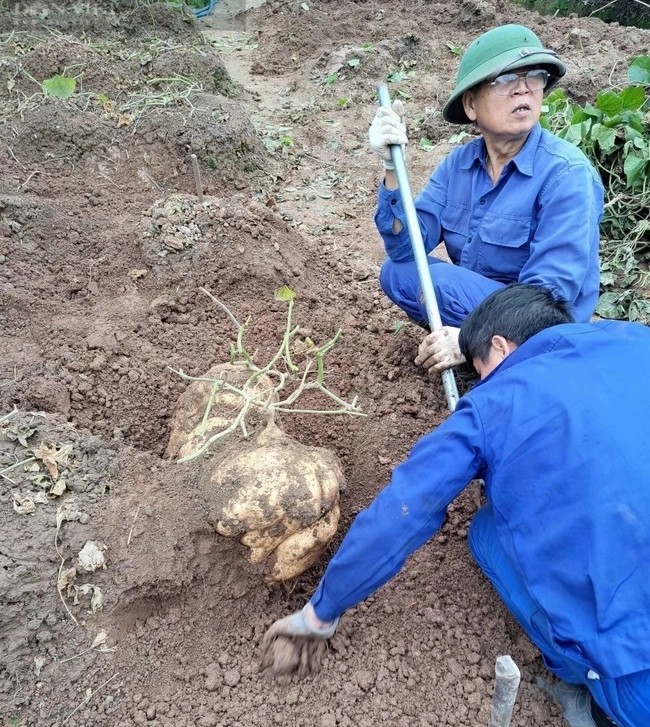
[491,335,517,359]
[462,91,477,122]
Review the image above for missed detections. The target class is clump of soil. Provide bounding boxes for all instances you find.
[1,1,648,725]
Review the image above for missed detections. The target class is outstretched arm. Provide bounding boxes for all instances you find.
[261,397,487,678]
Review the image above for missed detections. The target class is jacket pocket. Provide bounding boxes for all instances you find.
[478,213,532,281]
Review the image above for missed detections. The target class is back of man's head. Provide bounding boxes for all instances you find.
[459,284,575,364]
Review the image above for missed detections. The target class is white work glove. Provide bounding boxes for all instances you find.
[264,604,339,640]
[261,604,339,677]
[415,326,465,373]
[369,100,407,169]
[535,679,598,727]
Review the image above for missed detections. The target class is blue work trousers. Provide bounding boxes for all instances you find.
[469,506,650,727]
[379,258,503,327]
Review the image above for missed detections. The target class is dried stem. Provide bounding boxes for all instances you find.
[170,295,365,462]
[61,673,119,726]
[190,153,204,203]
[0,456,37,476]
[200,287,241,329]
[56,557,79,627]
[127,506,141,547]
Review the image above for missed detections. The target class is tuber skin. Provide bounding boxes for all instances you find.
[167,367,345,583]
[205,421,344,582]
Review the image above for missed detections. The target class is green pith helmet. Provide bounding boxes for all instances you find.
[443,24,566,125]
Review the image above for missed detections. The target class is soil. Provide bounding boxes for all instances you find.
[0,1,648,726]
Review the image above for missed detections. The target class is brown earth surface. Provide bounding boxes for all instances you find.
[1,1,648,726]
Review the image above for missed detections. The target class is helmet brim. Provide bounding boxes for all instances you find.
[443,51,566,125]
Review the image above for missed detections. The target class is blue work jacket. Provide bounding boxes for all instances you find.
[375,124,604,322]
[311,321,650,678]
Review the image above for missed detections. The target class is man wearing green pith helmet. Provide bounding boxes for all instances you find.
[368,24,604,376]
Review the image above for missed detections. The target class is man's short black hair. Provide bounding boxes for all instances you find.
[459,284,575,365]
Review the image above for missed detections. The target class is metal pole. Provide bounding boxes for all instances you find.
[377,85,459,412]
[488,655,521,727]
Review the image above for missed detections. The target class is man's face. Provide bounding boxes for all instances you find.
[473,336,518,380]
[462,65,545,142]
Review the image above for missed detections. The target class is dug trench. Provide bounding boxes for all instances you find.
[1,1,648,725]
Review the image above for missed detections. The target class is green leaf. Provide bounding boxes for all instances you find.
[630,135,649,151]
[419,138,434,150]
[623,153,647,187]
[274,286,296,302]
[42,75,76,99]
[628,55,650,85]
[445,42,462,56]
[563,122,589,147]
[576,103,601,121]
[628,299,650,324]
[592,124,618,155]
[618,85,646,111]
[595,90,623,117]
[323,72,338,87]
[545,88,567,106]
[387,71,407,83]
[448,131,471,144]
[595,292,628,320]
[348,58,360,68]
[599,270,616,287]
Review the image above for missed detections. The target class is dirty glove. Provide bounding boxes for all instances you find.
[535,679,597,727]
[369,100,407,169]
[264,604,339,640]
[415,326,465,373]
[260,603,339,677]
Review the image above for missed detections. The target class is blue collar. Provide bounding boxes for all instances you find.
[462,123,541,176]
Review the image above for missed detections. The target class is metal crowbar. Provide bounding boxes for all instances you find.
[377,84,459,412]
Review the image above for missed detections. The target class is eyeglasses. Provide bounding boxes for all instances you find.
[487,69,551,96]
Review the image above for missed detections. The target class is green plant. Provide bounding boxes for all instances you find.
[323,72,339,87]
[387,70,416,83]
[42,75,76,99]
[170,287,364,463]
[513,0,650,28]
[541,56,650,322]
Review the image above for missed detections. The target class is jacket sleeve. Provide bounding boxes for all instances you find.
[310,398,486,622]
[517,161,603,310]
[374,156,451,262]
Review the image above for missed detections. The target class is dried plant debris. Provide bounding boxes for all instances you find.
[74,584,105,613]
[77,541,108,572]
